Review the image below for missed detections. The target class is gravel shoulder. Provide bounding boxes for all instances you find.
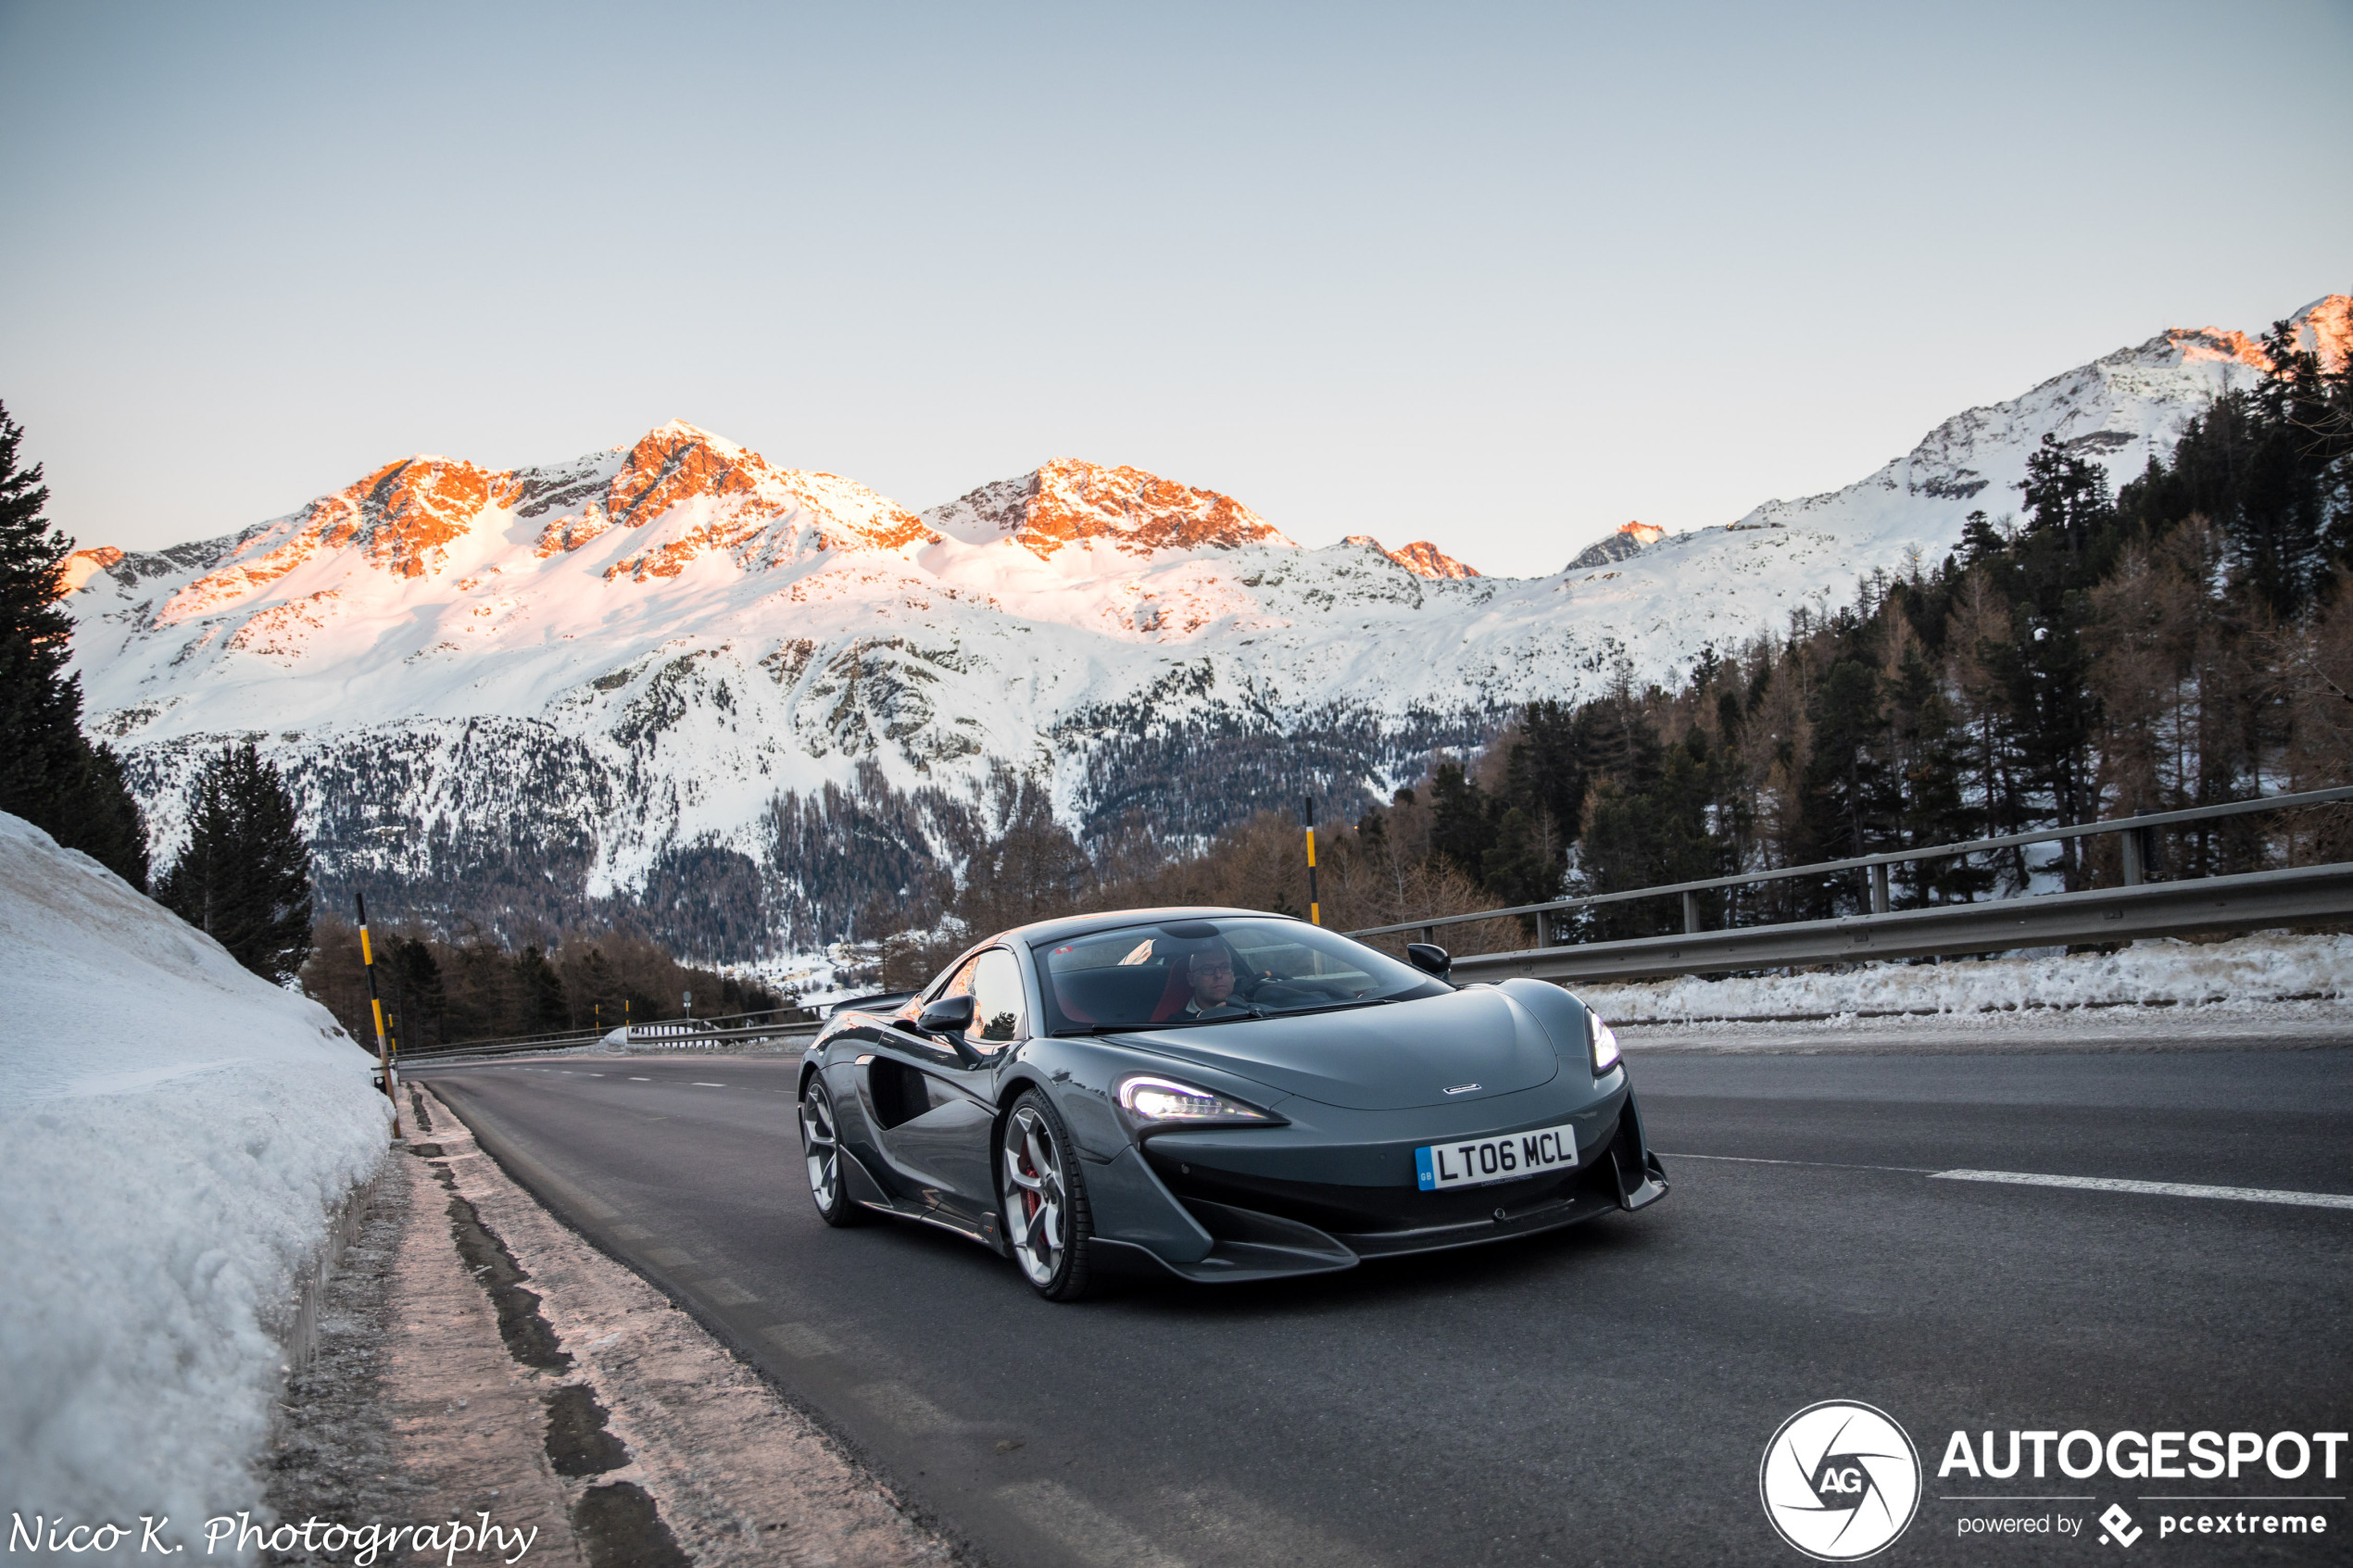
[264,1085,954,1568]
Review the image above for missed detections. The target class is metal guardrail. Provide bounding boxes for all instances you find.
[617,1020,824,1050]
[403,1010,823,1061]
[1349,786,2353,982]
[1447,861,2353,985]
[1351,785,2353,943]
[401,1031,606,1062]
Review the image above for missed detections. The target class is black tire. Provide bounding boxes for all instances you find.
[999,1089,1094,1301]
[799,1078,870,1227]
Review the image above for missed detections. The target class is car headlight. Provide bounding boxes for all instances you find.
[1115,1074,1280,1129]
[1587,1010,1621,1075]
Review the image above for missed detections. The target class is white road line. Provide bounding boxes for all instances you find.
[1931,1169,2353,1210]
[1658,1151,1934,1173]
[692,1082,726,1087]
[761,1322,838,1358]
[850,1380,962,1435]
[628,1076,651,1082]
[997,1480,1189,1568]
[1661,1151,2353,1210]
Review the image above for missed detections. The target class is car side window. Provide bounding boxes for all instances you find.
[936,957,980,1001]
[890,956,976,1034]
[968,949,1026,1049]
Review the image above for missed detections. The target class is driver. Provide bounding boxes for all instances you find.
[1179,948,1248,1018]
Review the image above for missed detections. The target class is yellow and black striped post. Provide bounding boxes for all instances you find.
[1303,796,1320,926]
[356,893,404,1141]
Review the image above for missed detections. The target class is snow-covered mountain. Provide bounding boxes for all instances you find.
[59,295,2348,956]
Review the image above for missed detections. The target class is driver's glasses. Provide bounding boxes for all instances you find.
[1191,961,1233,977]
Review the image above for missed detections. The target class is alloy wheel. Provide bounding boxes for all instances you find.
[801,1084,840,1213]
[1002,1104,1066,1286]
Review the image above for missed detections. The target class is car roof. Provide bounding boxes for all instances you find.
[1000,905,1299,948]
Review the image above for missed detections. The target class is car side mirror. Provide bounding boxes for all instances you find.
[1405,943,1452,979]
[916,993,976,1037]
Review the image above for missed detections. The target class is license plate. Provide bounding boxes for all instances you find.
[1415,1122,1579,1191]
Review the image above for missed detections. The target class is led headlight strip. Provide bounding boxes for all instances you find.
[1587,1010,1622,1074]
[1115,1074,1280,1127]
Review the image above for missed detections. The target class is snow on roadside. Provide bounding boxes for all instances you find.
[0,813,390,1558]
[1577,934,2353,1022]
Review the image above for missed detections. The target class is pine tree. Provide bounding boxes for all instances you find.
[561,946,622,1031]
[2019,433,2114,559]
[512,946,567,1032]
[390,937,447,1047]
[1426,760,1498,882]
[156,744,315,983]
[1805,659,1896,862]
[1499,699,1591,847]
[1573,734,1734,938]
[1890,646,1990,903]
[46,739,151,888]
[1478,804,1565,909]
[0,402,150,885]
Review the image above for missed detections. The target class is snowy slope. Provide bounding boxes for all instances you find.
[56,296,2347,948]
[0,814,390,1551]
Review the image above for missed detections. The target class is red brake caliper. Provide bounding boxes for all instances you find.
[1021,1135,1042,1221]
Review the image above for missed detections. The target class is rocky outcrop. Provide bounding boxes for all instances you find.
[925,458,1292,559]
[1566,521,1665,571]
[1343,535,1479,579]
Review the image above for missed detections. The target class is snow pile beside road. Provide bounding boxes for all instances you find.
[1579,934,2353,1022]
[0,813,389,1550]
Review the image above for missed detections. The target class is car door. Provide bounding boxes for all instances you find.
[858,952,1014,1229]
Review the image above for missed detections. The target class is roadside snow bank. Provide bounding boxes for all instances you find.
[1579,934,2353,1022]
[0,813,389,1551]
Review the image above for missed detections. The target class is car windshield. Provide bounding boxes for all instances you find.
[1031,917,1443,1035]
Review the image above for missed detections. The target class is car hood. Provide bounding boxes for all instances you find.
[1111,986,1561,1110]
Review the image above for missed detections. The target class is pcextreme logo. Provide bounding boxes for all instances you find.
[1760,1401,1924,1562]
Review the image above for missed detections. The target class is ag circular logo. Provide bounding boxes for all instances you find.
[1759,1400,1921,1561]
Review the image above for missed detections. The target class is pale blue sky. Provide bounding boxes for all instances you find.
[3,1,2347,577]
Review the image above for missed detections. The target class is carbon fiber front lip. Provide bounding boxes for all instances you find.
[1330,1168,1625,1257]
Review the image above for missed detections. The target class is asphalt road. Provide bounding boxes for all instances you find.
[414,1042,2353,1567]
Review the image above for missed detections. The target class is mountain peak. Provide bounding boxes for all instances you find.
[1565,521,1665,573]
[2290,295,2352,370]
[1342,534,1479,579]
[157,453,509,622]
[2156,295,2352,375]
[573,423,933,579]
[2162,325,2271,370]
[926,459,1296,560]
[608,420,767,529]
[645,417,731,445]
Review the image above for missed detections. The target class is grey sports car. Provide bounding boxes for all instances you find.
[797,907,1668,1299]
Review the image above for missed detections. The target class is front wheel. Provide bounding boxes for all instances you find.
[800,1079,869,1227]
[1000,1091,1094,1300]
